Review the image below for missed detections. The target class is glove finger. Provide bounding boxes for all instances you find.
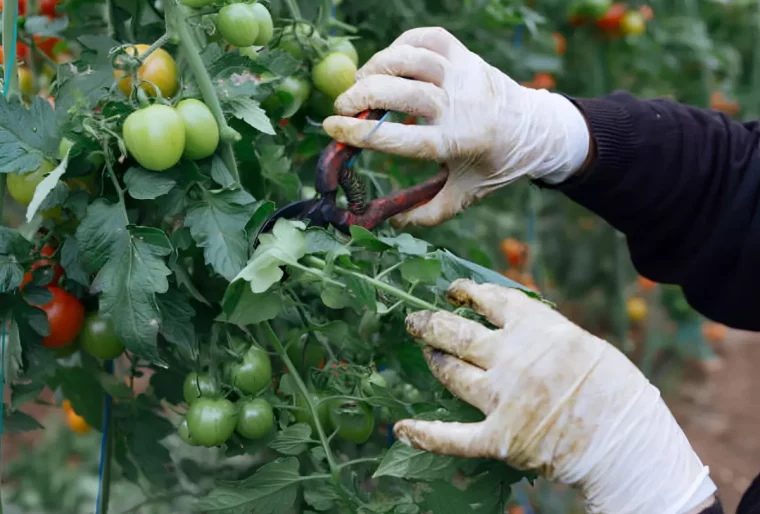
[446,279,542,328]
[394,418,491,459]
[334,75,447,121]
[390,182,462,227]
[357,44,449,86]
[322,116,444,161]
[421,346,494,413]
[391,27,469,61]
[405,310,497,370]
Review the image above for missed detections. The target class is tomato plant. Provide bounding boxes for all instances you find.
[328,399,375,444]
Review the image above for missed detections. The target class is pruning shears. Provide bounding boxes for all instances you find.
[255,110,448,242]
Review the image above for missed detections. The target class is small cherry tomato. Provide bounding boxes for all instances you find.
[175,99,219,160]
[596,3,627,32]
[18,66,33,97]
[621,11,646,36]
[532,72,555,90]
[216,4,259,48]
[702,322,727,344]
[499,238,528,268]
[67,408,91,434]
[33,36,61,58]
[7,159,57,207]
[183,371,221,405]
[114,44,179,98]
[79,312,125,360]
[626,296,648,322]
[33,286,85,349]
[637,275,657,292]
[312,52,357,100]
[123,104,185,171]
[39,0,62,17]
[185,398,238,447]
[250,3,273,46]
[328,400,374,444]
[236,398,274,440]
[638,4,654,21]
[552,33,567,56]
[226,344,272,395]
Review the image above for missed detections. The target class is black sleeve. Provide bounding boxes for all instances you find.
[737,473,760,513]
[544,91,760,331]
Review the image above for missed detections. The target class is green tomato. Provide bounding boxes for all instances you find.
[239,45,258,59]
[227,345,272,395]
[7,160,57,207]
[250,3,274,46]
[180,0,215,8]
[79,312,124,360]
[183,371,221,405]
[286,336,325,375]
[278,23,317,59]
[328,38,358,66]
[175,99,220,160]
[217,4,259,48]
[312,52,357,100]
[328,400,375,444]
[123,105,185,172]
[262,76,312,118]
[293,392,332,433]
[178,418,199,446]
[236,398,274,440]
[185,398,238,447]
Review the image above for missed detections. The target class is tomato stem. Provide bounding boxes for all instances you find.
[165,1,242,186]
[282,0,302,20]
[104,145,129,224]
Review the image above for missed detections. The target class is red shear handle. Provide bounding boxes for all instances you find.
[330,169,448,233]
[316,109,387,194]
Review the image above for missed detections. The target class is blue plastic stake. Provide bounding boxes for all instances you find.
[95,359,114,514]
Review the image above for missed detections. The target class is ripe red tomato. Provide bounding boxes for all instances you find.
[33,36,62,58]
[39,0,62,17]
[33,286,85,349]
[20,242,64,289]
[596,3,627,33]
[0,42,28,65]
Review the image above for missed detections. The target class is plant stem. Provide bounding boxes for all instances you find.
[317,0,332,34]
[328,18,358,34]
[165,1,242,185]
[282,0,302,20]
[374,261,403,281]
[2,0,20,101]
[105,0,117,39]
[104,147,129,224]
[137,34,171,64]
[17,34,58,68]
[336,457,381,470]
[304,256,441,311]
[260,321,341,481]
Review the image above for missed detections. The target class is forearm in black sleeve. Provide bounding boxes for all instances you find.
[545,91,760,330]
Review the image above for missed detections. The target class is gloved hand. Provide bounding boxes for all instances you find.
[395,279,717,514]
[322,27,591,227]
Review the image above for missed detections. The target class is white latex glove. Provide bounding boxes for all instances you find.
[322,27,591,227]
[395,279,717,514]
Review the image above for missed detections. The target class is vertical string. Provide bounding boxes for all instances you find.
[95,359,114,514]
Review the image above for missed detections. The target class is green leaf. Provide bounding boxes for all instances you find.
[3,409,44,433]
[350,226,392,252]
[0,96,58,174]
[303,482,341,512]
[126,413,176,488]
[305,228,345,254]
[25,158,67,222]
[436,250,537,297]
[234,218,306,293]
[320,286,352,309]
[60,236,91,287]
[0,227,33,259]
[156,288,196,350]
[257,49,299,76]
[219,281,282,325]
[0,256,24,291]
[49,366,105,429]
[198,457,301,514]
[257,144,299,200]
[268,423,312,455]
[379,233,430,256]
[228,97,276,135]
[11,380,45,410]
[400,256,442,284]
[123,166,178,200]
[246,200,276,236]
[185,189,254,281]
[211,154,236,188]
[77,201,172,358]
[55,63,115,123]
[344,275,377,312]
[373,442,458,481]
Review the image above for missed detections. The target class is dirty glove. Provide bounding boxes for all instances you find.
[395,279,716,514]
[322,27,591,227]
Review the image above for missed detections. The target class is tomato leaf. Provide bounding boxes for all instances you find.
[126,412,176,489]
[303,482,341,512]
[185,189,255,281]
[156,288,196,350]
[350,226,392,252]
[218,282,282,325]
[198,457,301,514]
[211,154,236,188]
[344,275,377,312]
[228,97,276,135]
[320,286,351,310]
[60,236,91,287]
[305,228,345,254]
[77,201,172,358]
[373,442,458,481]
[436,249,540,298]
[400,256,442,284]
[245,200,276,236]
[257,144,300,201]
[25,157,67,222]
[11,381,45,410]
[124,166,178,200]
[3,410,44,433]
[0,96,58,174]
[378,233,430,256]
[268,423,312,455]
[256,49,299,77]
[0,256,25,291]
[0,227,33,261]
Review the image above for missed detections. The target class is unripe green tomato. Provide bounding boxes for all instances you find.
[79,312,125,360]
[262,76,312,118]
[327,400,375,444]
[294,392,332,433]
[278,23,317,59]
[175,99,220,160]
[183,371,221,405]
[123,105,185,171]
[239,46,258,60]
[236,398,274,440]
[250,3,274,46]
[185,397,238,447]
[328,38,359,66]
[312,52,357,100]
[178,418,199,446]
[226,345,272,395]
[217,4,259,48]
[7,160,57,207]
[361,372,387,396]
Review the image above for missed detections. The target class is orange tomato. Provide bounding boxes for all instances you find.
[552,32,567,56]
[702,322,727,344]
[62,399,72,413]
[637,275,657,291]
[499,238,529,268]
[532,72,556,90]
[113,44,179,98]
[596,3,627,33]
[626,296,648,322]
[66,409,91,434]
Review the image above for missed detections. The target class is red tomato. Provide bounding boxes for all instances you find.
[0,42,29,65]
[20,243,64,289]
[33,286,85,349]
[34,36,61,58]
[39,0,62,17]
[596,3,627,33]
[553,32,567,56]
